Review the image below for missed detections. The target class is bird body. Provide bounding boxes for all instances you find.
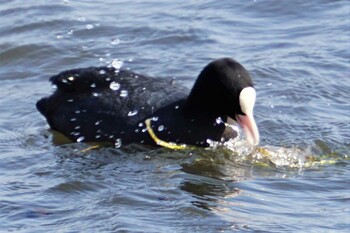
[37,58,259,147]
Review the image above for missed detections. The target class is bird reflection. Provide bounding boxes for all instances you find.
[179,148,251,212]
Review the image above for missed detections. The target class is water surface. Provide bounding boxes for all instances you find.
[0,0,349,232]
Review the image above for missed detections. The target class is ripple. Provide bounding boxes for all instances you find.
[0,0,349,232]
[49,181,105,194]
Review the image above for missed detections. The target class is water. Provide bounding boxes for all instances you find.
[0,0,349,232]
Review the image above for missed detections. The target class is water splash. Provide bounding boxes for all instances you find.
[216,117,223,125]
[111,59,123,70]
[120,90,128,98]
[218,138,339,169]
[151,116,159,121]
[77,16,86,22]
[76,136,85,143]
[115,138,122,148]
[111,38,120,45]
[110,81,120,91]
[252,145,308,167]
[127,110,138,116]
[85,24,94,30]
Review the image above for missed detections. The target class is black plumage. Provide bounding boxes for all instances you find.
[37,58,257,147]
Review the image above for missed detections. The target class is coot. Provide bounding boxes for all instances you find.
[36,58,259,148]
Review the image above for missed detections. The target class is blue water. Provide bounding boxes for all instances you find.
[0,0,349,232]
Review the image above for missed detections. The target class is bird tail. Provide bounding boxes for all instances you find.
[36,97,49,118]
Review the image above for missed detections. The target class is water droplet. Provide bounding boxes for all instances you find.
[216,117,223,124]
[120,90,128,97]
[75,110,81,114]
[128,110,138,116]
[158,125,164,131]
[51,84,57,89]
[56,35,64,39]
[67,29,74,35]
[62,79,68,83]
[111,59,123,70]
[138,122,143,127]
[95,135,101,139]
[77,16,86,22]
[110,38,120,45]
[106,77,111,81]
[99,69,106,74]
[86,24,94,30]
[90,83,96,88]
[151,116,159,121]
[174,105,179,109]
[75,126,80,130]
[270,105,274,108]
[109,135,114,139]
[110,81,120,91]
[114,138,122,148]
[135,129,140,133]
[77,136,85,142]
[142,128,147,133]
[95,121,101,125]
[231,125,239,132]
[67,99,74,103]
[70,118,77,122]
[267,82,272,86]
[92,92,100,97]
[68,76,74,81]
[206,138,215,146]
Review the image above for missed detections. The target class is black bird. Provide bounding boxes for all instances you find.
[36,58,259,148]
